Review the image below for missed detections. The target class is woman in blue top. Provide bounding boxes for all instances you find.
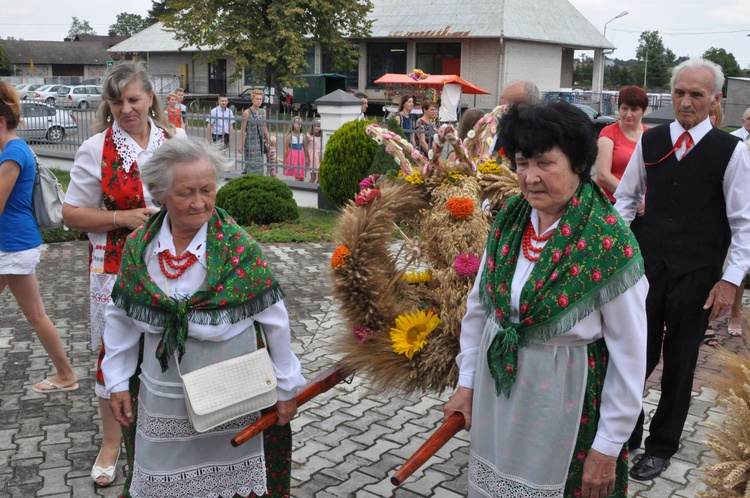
[394,95,417,148]
[0,81,78,393]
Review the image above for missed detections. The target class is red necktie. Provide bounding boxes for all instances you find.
[645,131,694,166]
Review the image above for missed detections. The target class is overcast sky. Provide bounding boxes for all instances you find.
[3,0,749,69]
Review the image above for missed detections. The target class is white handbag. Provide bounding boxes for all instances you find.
[31,154,65,230]
[177,336,278,433]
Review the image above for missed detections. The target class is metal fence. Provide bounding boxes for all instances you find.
[541,91,673,116]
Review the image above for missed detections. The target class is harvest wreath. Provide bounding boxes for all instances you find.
[330,107,521,394]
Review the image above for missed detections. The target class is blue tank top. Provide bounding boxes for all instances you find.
[0,139,43,252]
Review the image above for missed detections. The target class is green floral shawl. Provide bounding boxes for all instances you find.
[479,181,644,397]
[111,207,284,372]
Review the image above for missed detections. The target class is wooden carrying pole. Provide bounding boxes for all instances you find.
[391,412,465,486]
[231,363,351,447]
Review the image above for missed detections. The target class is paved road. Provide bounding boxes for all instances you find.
[1,240,746,497]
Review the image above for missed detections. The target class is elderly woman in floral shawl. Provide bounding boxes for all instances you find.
[443,102,648,498]
[101,138,306,498]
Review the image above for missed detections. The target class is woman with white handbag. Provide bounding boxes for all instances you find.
[0,80,78,395]
[101,138,306,498]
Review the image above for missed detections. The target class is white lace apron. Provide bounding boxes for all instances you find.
[129,332,267,498]
[468,320,588,498]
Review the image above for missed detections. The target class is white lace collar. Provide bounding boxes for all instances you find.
[111,118,168,173]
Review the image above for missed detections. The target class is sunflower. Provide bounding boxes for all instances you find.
[390,310,443,360]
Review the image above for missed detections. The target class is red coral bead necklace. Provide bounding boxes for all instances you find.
[522,221,554,262]
[158,249,198,279]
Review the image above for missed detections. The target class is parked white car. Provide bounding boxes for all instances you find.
[17,102,78,143]
[14,83,46,100]
[55,85,102,109]
[27,84,68,106]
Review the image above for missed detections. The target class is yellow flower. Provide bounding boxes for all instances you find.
[405,172,424,185]
[390,310,442,360]
[478,160,502,174]
[402,270,433,284]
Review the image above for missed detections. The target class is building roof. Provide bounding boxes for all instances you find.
[366,0,614,50]
[109,22,207,53]
[0,40,111,65]
[71,33,130,49]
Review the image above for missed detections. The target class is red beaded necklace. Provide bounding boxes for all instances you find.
[158,249,199,279]
[521,221,554,262]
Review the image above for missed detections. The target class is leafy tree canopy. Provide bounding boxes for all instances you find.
[635,30,676,90]
[702,47,742,78]
[160,0,373,93]
[110,13,150,36]
[146,0,174,24]
[67,17,97,38]
[0,46,11,76]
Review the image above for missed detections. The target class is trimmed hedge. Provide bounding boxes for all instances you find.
[319,118,379,208]
[368,116,404,177]
[215,174,299,226]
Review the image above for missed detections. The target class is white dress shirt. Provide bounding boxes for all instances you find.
[206,106,235,135]
[614,117,750,285]
[102,213,305,400]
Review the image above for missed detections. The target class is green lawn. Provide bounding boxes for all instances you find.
[46,168,338,244]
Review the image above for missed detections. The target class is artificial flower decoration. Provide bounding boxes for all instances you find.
[402,269,433,284]
[405,172,425,185]
[390,310,443,360]
[446,197,475,220]
[440,170,468,187]
[355,188,382,206]
[478,160,502,174]
[331,245,350,269]
[353,325,375,344]
[409,68,429,81]
[454,253,481,278]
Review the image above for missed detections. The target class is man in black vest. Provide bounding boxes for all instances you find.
[615,58,750,481]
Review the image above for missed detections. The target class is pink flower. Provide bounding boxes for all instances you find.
[231,256,240,265]
[605,214,617,225]
[577,450,587,461]
[602,237,613,250]
[494,228,501,239]
[558,294,569,307]
[591,269,602,282]
[577,239,587,250]
[236,268,246,278]
[216,284,224,292]
[581,414,590,424]
[552,250,562,263]
[564,245,572,256]
[488,258,496,271]
[500,282,507,294]
[520,303,529,315]
[550,270,558,280]
[523,317,535,325]
[589,357,596,368]
[214,220,223,229]
[496,309,504,320]
[359,177,374,190]
[216,232,225,240]
[355,188,382,206]
[561,225,572,237]
[572,197,580,207]
[625,245,634,258]
[501,244,510,256]
[570,264,579,276]
[236,245,245,253]
[353,325,374,344]
[454,253,481,278]
[536,280,544,291]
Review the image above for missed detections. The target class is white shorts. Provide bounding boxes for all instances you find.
[0,246,42,275]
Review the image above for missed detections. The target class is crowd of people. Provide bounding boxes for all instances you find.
[2,56,750,498]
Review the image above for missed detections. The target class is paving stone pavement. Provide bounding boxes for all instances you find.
[1,240,748,497]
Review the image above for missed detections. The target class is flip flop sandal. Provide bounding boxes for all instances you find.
[703,334,718,347]
[32,379,79,394]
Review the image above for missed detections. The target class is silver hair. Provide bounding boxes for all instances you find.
[670,58,724,97]
[93,61,175,136]
[523,81,541,104]
[140,138,229,206]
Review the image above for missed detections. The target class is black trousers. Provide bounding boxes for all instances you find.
[211,134,230,147]
[629,262,719,458]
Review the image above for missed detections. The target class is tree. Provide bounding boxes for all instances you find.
[160,0,373,97]
[110,13,149,36]
[0,46,11,76]
[67,17,97,38]
[146,0,174,24]
[573,55,593,88]
[702,47,742,78]
[635,31,675,90]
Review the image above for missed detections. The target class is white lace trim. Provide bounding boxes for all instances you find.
[111,118,167,173]
[137,402,260,442]
[469,452,564,498]
[129,456,267,498]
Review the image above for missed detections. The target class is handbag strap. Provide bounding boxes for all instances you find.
[175,322,269,378]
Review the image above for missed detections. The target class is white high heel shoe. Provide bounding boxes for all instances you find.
[91,446,121,487]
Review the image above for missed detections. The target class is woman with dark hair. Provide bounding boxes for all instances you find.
[394,95,416,147]
[443,101,648,497]
[595,86,649,202]
[62,61,186,488]
[415,100,437,154]
[0,81,78,394]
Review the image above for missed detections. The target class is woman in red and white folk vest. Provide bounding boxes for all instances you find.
[62,61,186,490]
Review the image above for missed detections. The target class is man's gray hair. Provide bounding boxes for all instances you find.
[670,58,724,97]
[523,81,541,104]
[140,138,230,204]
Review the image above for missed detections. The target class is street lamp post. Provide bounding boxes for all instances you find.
[597,10,629,113]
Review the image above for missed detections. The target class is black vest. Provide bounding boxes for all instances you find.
[637,125,740,276]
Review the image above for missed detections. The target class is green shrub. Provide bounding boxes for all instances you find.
[368,116,404,177]
[319,118,379,208]
[216,174,299,225]
[41,227,87,243]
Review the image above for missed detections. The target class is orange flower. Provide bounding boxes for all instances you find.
[331,245,350,268]
[446,197,474,220]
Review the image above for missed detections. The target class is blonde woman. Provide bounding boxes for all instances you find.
[239,89,270,174]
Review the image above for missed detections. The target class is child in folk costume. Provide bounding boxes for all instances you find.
[306,119,322,183]
[267,135,278,178]
[284,116,307,181]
